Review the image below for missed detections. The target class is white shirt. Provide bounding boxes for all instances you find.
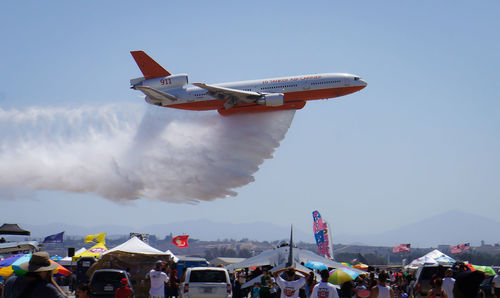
[148,269,169,297]
[493,275,500,288]
[442,277,455,298]
[375,285,391,298]
[277,276,306,298]
[311,281,339,298]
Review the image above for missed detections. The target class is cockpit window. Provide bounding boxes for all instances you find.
[354,77,360,81]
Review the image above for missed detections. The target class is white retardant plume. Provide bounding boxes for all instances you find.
[0,104,295,203]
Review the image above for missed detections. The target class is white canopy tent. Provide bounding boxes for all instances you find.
[407,249,456,269]
[103,237,168,255]
[165,250,178,262]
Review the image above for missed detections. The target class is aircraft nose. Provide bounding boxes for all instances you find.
[352,76,367,88]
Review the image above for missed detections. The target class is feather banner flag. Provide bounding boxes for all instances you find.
[312,210,332,258]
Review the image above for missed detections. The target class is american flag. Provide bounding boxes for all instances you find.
[392,243,411,253]
[450,243,470,254]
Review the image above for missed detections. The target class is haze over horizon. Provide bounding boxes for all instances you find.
[7,209,499,248]
[1,1,499,242]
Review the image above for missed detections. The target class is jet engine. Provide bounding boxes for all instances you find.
[131,74,189,90]
[257,93,284,107]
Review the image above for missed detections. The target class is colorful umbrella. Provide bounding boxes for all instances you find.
[0,254,71,277]
[472,265,496,275]
[464,263,476,272]
[328,268,360,285]
[0,254,31,276]
[50,255,62,262]
[353,263,369,270]
[304,261,328,271]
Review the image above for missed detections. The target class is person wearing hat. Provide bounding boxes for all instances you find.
[4,251,67,297]
[146,261,169,298]
[114,278,133,298]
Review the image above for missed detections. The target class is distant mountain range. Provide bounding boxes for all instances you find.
[334,210,500,247]
[16,210,500,248]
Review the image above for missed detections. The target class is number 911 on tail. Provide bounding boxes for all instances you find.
[130,51,367,116]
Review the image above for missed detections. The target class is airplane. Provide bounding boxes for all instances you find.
[225,227,365,288]
[130,51,367,116]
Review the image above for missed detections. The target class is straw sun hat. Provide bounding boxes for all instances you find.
[19,252,58,272]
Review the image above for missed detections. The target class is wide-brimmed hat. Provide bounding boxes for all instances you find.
[19,252,58,272]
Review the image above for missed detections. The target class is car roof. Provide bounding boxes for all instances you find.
[187,267,227,271]
[94,269,127,273]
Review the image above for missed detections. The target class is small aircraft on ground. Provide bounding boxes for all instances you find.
[225,227,364,288]
[130,51,367,116]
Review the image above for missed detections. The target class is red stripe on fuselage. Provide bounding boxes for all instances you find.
[165,86,364,112]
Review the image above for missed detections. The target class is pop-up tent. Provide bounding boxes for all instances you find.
[407,249,456,269]
[103,237,167,255]
[88,237,174,297]
[165,250,178,262]
[0,224,30,236]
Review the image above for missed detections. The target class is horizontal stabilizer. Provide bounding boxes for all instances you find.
[130,51,171,79]
[135,86,178,102]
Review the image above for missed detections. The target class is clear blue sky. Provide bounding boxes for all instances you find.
[1,1,499,244]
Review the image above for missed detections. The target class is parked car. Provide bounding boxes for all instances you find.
[409,265,450,297]
[89,268,134,297]
[180,267,232,298]
[176,257,209,280]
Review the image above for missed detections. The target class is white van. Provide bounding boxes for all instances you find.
[180,267,232,298]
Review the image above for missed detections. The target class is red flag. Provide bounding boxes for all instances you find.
[173,235,189,247]
[392,243,411,253]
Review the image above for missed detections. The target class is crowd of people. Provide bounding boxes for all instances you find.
[231,263,500,298]
[1,253,500,298]
[232,266,399,298]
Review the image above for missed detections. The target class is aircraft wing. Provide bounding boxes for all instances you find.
[192,83,262,109]
[226,247,289,271]
[134,86,178,103]
[227,246,364,274]
[295,249,366,274]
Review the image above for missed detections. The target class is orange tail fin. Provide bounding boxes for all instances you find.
[130,51,171,79]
